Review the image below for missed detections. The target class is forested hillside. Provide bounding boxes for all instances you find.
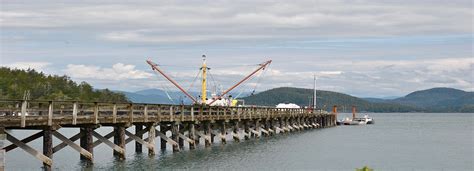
[242,87,421,112]
[0,67,129,102]
[391,88,474,112]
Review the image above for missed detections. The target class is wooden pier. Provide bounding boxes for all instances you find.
[0,100,336,170]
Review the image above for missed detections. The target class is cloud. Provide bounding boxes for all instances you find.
[0,1,472,97]
[64,63,153,81]
[1,1,472,43]
[2,62,51,71]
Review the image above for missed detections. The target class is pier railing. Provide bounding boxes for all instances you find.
[0,100,325,128]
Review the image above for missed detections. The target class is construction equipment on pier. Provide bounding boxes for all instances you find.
[146,55,272,106]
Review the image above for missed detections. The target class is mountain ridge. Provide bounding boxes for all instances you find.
[120,87,472,112]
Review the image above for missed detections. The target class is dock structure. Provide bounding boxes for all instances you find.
[0,100,336,170]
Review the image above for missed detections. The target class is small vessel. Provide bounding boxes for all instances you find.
[352,117,368,125]
[342,117,356,125]
[364,114,374,124]
[341,106,374,125]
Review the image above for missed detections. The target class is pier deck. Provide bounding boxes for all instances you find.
[0,100,336,170]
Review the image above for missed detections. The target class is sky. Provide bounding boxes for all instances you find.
[1,0,473,98]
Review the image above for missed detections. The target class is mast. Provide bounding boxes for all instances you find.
[313,74,317,112]
[201,55,208,104]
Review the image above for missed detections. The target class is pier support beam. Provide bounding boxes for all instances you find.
[188,123,196,150]
[194,124,201,146]
[210,123,215,144]
[266,120,273,136]
[220,122,227,144]
[254,120,260,138]
[160,125,167,151]
[135,125,143,153]
[178,124,184,149]
[233,121,240,142]
[244,120,250,140]
[278,118,284,134]
[80,127,93,162]
[0,128,4,171]
[43,127,53,171]
[268,120,275,136]
[113,126,126,159]
[147,123,156,156]
[205,122,212,147]
[171,123,179,152]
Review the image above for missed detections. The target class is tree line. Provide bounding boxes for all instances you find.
[0,67,129,102]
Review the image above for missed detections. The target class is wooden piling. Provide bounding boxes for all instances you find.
[220,122,226,144]
[278,118,284,133]
[194,124,200,146]
[205,122,212,147]
[147,123,156,156]
[188,123,196,150]
[1,127,5,171]
[210,123,215,144]
[135,124,143,153]
[80,127,93,162]
[43,127,53,171]
[243,120,250,140]
[233,121,240,142]
[160,125,167,150]
[113,126,125,159]
[254,120,260,138]
[178,124,184,149]
[171,123,179,152]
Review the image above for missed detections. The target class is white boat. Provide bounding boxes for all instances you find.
[352,117,368,125]
[341,106,374,125]
[342,117,358,125]
[364,114,374,124]
[342,115,374,125]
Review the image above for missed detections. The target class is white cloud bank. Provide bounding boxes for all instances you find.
[1,57,471,97]
[3,62,51,71]
[64,63,153,81]
[1,1,472,44]
[0,0,472,97]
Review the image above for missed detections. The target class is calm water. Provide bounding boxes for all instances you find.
[4,113,474,170]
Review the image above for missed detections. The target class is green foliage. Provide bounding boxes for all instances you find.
[0,67,129,102]
[356,166,373,171]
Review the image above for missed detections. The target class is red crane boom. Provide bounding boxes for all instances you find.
[208,60,272,105]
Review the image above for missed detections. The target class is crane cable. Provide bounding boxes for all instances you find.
[207,70,221,95]
[150,65,176,104]
[234,63,269,98]
[186,69,201,94]
[250,62,270,95]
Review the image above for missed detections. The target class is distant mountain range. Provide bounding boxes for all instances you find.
[118,89,191,104]
[363,87,474,112]
[121,87,473,113]
[242,87,473,113]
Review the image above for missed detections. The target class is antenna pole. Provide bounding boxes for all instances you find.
[146,60,199,104]
[313,74,317,112]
